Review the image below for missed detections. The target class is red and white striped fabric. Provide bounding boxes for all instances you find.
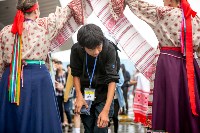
[50,18,79,51]
[88,0,158,81]
[51,0,93,51]
[133,73,150,126]
[52,0,158,81]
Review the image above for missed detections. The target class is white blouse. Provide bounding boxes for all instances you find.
[126,0,200,53]
[0,6,73,79]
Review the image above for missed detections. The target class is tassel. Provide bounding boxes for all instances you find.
[8,34,22,105]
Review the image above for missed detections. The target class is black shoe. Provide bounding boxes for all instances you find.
[68,126,72,132]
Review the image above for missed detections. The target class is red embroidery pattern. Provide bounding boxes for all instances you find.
[110,0,124,18]
[68,0,84,25]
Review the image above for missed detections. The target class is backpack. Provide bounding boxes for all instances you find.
[101,39,121,73]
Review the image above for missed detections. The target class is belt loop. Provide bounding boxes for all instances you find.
[21,64,24,88]
[21,60,27,88]
[40,60,41,68]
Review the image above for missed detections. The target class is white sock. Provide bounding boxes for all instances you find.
[108,128,111,133]
[73,128,80,133]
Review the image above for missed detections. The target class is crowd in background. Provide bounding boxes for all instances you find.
[51,57,151,133]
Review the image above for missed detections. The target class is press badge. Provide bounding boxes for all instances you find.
[84,88,95,101]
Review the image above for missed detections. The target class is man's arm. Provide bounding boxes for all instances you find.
[70,44,88,114]
[97,41,119,128]
[102,82,116,112]
[74,76,88,114]
[73,76,82,98]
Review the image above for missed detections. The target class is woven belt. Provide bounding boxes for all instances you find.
[21,60,45,88]
[161,47,181,52]
[25,60,45,65]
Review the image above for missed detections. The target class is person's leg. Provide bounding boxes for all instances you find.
[122,87,128,114]
[72,98,81,133]
[107,118,112,133]
[64,100,72,124]
[64,100,73,132]
[113,99,120,133]
[63,112,68,126]
[80,105,95,133]
[56,96,64,123]
[73,114,81,133]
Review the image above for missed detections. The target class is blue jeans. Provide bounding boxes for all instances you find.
[80,101,114,133]
[64,99,72,124]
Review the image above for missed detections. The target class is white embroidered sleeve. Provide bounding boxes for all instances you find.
[43,6,72,41]
[125,0,161,27]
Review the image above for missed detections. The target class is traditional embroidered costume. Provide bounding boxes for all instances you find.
[125,0,200,132]
[133,72,151,127]
[0,2,81,133]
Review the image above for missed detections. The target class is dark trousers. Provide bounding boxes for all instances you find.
[64,99,72,124]
[113,99,120,133]
[80,102,114,133]
[122,87,128,114]
[56,96,64,123]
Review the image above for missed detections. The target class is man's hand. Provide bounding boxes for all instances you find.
[97,110,109,128]
[75,96,88,114]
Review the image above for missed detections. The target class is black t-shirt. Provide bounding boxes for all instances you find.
[70,38,119,103]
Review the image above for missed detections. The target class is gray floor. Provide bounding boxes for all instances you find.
[63,93,148,133]
[63,122,147,133]
[117,122,147,133]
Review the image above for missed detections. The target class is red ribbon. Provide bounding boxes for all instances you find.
[181,0,198,116]
[11,3,39,35]
[24,3,39,13]
[11,10,24,35]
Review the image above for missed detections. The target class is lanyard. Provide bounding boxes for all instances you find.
[86,53,97,88]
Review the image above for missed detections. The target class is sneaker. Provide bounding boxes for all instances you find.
[62,125,66,132]
[68,124,73,132]
[68,127,73,132]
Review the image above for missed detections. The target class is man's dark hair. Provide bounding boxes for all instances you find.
[77,24,104,49]
[67,64,70,67]
[57,61,62,64]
